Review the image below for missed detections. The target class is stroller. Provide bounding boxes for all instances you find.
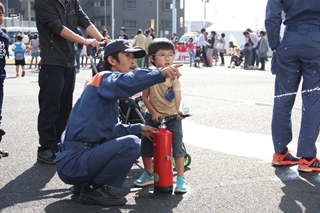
[228,56,244,69]
[118,96,146,124]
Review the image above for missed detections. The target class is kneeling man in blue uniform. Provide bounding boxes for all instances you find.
[55,39,182,206]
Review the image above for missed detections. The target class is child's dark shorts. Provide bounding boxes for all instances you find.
[140,113,186,158]
[15,59,25,66]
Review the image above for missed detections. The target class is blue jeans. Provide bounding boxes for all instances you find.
[249,49,255,66]
[76,48,82,71]
[271,30,320,157]
[189,51,194,66]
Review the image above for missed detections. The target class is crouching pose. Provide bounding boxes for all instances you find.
[55,39,182,206]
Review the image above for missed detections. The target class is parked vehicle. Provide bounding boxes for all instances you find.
[4,27,38,44]
[179,32,199,44]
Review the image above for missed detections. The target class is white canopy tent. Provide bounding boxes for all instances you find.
[206,18,262,55]
[206,18,285,56]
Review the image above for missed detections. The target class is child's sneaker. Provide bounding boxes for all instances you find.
[272,150,299,166]
[174,176,187,194]
[298,157,320,172]
[133,171,154,187]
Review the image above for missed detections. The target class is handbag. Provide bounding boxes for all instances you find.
[216,42,224,50]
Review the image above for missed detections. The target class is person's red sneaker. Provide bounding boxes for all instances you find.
[272,150,299,166]
[298,157,320,172]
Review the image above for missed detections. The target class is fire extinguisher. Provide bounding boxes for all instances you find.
[153,114,190,193]
[153,116,173,193]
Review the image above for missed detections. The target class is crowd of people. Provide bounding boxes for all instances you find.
[3,0,320,209]
[161,27,270,71]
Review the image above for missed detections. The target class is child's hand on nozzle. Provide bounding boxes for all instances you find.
[177,111,185,120]
[152,112,162,124]
[161,64,183,80]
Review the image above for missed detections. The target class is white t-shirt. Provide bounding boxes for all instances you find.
[11,42,26,51]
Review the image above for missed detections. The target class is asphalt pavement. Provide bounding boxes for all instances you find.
[0,58,320,213]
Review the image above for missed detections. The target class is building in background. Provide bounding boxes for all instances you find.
[3,0,186,38]
[1,0,35,27]
[80,0,185,38]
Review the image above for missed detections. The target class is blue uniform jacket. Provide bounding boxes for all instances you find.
[265,0,320,49]
[64,68,165,144]
[0,30,9,79]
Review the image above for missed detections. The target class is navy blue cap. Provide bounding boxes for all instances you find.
[104,39,146,59]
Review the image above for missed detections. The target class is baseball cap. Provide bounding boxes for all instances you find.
[104,39,146,59]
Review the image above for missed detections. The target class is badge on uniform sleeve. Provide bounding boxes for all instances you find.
[164,87,174,102]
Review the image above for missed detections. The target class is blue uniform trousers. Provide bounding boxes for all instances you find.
[272,27,320,157]
[56,135,140,187]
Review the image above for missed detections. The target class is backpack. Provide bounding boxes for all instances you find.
[14,42,24,60]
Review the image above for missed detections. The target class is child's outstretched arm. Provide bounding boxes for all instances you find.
[142,88,162,124]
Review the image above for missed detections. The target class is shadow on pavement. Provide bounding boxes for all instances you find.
[274,166,320,212]
[44,166,183,213]
[0,163,70,211]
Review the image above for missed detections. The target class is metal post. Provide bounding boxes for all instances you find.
[172,0,176,35]
[111,0,114,39]
[156,0,159,35]
[6,0,8,17]
[27,0,31,27]
[204,0,206,28]
[104,0,106,29]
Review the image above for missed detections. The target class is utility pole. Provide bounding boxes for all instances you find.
[172,0,176,34]
[204,0,207,28]
[104,0,106,29]
[112,0,114,39]
[156,0,159,35]
[5,0,8,17]
[27,0,31,27]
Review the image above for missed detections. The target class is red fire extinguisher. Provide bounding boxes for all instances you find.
[153,116,173,193]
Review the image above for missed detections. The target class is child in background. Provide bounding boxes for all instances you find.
[11,34,26,77]
[181,42,188,61]
[133,38,187,193]
[187,37,195,67]
[241,43,251,69]
[174,40,180,60]
[194,46,201,67]
[81,45,88,68]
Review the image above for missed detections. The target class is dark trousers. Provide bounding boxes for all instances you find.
[56,135,140,187]
[219,52,225,64]
[271,30,320,157]
[145,54,149,68]
[260,58,265,69]
[38,65,75,151]
[201,46,209,67]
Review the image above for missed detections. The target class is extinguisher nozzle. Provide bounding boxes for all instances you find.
[181,114,193,118]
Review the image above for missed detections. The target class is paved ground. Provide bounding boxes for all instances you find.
[0,59,320,213]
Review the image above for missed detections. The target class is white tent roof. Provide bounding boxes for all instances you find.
[206,18,264,54]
